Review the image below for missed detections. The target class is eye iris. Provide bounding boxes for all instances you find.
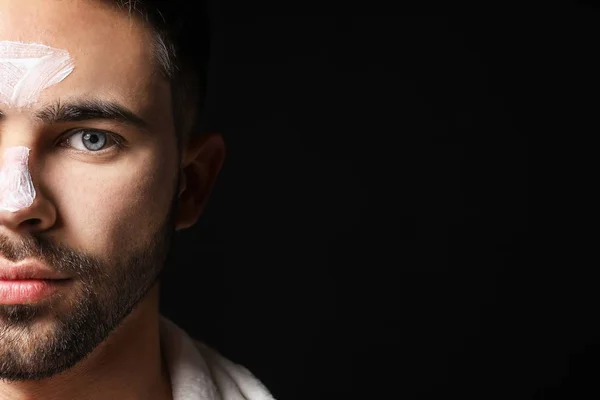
[82,132,106,151]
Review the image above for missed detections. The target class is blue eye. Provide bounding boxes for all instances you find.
[63,129,121,152]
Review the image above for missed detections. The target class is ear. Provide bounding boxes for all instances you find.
[175,132,226,231]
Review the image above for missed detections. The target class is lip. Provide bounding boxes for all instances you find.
[0,258,70,280]
[0,279,71,304]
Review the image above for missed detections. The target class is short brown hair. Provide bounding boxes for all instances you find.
[112,0,211,150]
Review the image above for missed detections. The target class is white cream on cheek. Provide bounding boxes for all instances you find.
[0,41,75,212]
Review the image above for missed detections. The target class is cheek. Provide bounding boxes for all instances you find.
[43,152,177,253]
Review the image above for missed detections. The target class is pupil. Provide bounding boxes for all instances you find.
[85,133,99,144]
[82,132,106,150]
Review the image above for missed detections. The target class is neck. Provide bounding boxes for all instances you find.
[0,284,172,400]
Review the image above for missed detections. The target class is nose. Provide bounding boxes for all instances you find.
[0,146,56,234]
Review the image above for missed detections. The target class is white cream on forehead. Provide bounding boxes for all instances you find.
[0,40,74,107]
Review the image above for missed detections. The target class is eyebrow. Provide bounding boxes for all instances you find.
[31,98,149,130]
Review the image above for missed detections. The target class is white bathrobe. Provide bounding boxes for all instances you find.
[159,315,276,400]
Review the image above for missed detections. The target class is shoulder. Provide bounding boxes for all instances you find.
[193,340,276,400]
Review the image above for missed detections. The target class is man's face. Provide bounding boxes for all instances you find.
[0,0,182,380]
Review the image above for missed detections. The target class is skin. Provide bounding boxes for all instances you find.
[0,1,225,399]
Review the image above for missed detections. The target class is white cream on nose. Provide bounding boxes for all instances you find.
[0,146,36,212]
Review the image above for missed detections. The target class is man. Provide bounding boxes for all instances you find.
[0,0,275,399]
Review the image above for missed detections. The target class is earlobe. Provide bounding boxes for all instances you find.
[174,132,225,231]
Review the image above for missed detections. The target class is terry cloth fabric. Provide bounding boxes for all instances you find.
[159,315,276,400]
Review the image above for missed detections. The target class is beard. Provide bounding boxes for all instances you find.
[0,178,181,382]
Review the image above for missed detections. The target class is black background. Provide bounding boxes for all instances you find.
[156,2,588,399]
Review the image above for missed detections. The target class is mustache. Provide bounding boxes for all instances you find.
[0,233,101,280]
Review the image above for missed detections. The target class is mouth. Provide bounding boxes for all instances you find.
[0,278,73,305]
[0,258,72,280]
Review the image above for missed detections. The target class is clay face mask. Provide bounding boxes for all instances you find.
[0,42,74,212]
[0,41,74,107]
[0,146,36,212]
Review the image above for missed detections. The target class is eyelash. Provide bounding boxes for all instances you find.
[58,129,127,154]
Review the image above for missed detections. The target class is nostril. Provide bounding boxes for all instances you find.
[25,218,41,226]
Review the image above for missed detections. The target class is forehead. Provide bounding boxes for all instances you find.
[0,0,170,123]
